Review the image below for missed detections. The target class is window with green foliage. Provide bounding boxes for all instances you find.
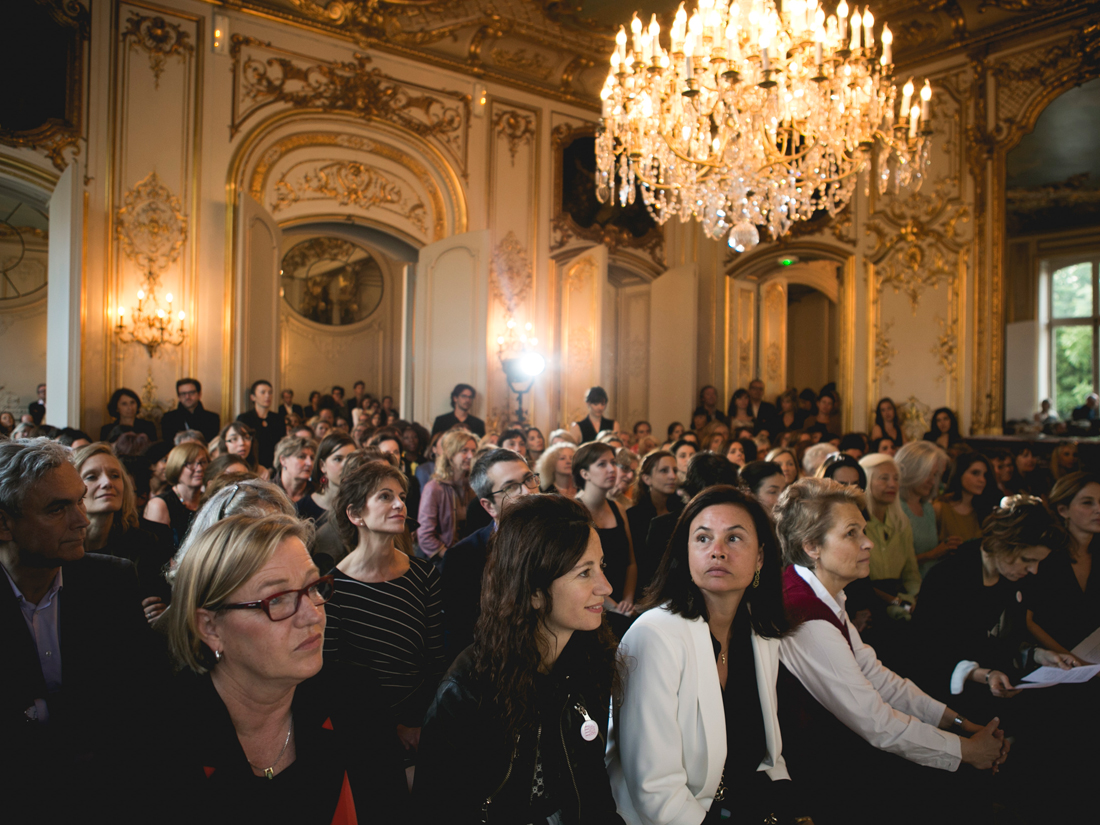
[1049,257,1100,417]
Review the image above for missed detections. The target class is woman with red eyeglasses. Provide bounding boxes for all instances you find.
[157,512,408,823]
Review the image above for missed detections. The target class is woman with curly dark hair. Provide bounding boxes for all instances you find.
[414,494,624,825]
[870,397,905,447]
[935,451,998,549]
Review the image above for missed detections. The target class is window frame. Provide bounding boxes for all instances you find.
[1046,253,1100,415]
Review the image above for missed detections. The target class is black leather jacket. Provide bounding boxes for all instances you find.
[413,632,624,825]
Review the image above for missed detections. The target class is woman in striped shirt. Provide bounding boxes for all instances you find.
[325,452,445,762]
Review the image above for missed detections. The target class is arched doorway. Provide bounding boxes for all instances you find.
[228,111,470,421]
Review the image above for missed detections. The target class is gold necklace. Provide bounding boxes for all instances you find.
[247,718,293,780]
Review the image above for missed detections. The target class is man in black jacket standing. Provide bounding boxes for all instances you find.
[0,439,165,822]
[160,377,221,443]
[431,383,486,438]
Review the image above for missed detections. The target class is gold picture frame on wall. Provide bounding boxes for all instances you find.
[0,0,88,171]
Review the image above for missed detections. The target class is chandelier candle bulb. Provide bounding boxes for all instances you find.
[597,0,931,250]
[921,79,932,120]
[909,105,920,138]
[901,78,914,119]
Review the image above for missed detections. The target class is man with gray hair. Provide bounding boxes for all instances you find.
[0,439,162,817]
[442,448,539,660]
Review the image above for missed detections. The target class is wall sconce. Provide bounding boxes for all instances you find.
[213,13,229,55]
[497,318,544,425]
[473,83,488,117]
[115,280,188,358]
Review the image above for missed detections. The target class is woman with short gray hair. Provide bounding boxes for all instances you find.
[774,478,1007,824]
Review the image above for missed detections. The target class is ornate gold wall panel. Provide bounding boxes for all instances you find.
[103,1,202,432]
[485,98,540,429]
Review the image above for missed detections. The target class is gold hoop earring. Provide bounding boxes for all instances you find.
[752,568,761,589]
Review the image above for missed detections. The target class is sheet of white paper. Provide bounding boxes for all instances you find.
[1071,626,1100,664]
[1016,663,1100,689]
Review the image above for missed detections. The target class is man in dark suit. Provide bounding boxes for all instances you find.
[27,382,46,425]
[278,388,304,420]
[730,377,779,436]
[160,377,221,443]
[0,440,165,820]
[441,449,536,660]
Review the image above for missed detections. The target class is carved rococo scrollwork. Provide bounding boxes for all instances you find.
[931,315,959,384]
[231,36,470,175]
[115,171,188,281]
[493,109,536,166]
[866,182,970,314]
[875,321,898,384]
[272,160,428,235]
[121,13,194,89]
[490,231,532,316]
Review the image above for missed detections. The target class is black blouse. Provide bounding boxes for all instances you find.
[595,503,631,603]
[1030,545,1099,651]
[704,604,766,825]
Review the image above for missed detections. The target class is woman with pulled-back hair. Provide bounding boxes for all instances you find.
[414,494,624,825]
[1030,472,1100,653]
[627,449,681,596]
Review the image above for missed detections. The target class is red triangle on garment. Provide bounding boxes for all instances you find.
[329,772,358,825]
[322,717,334,730]
[203,766,216,778]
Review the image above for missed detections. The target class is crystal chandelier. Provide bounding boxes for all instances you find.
[596,0,933,252]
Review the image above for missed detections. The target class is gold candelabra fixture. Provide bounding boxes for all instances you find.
[115,276,187,358]
[597,0,933,251]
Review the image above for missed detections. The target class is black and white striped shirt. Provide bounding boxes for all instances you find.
[324,557,445,727]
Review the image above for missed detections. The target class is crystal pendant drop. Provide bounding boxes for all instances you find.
[728,221,760,253]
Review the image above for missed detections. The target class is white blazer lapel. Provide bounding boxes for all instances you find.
[688,616,726,796]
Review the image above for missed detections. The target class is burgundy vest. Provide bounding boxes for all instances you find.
[782,565,853,650]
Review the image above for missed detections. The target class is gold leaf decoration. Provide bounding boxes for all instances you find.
[121,13,194,90]
[115,172,187,279]
[490,231,532,316]
[271,160,428,234]
[493,109,536,166]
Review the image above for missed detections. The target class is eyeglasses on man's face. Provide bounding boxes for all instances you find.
[490,473,540,499]
[220,575,335,621]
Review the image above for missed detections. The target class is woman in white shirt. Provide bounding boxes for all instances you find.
[606,485,794,825]
[773,478,1008,825]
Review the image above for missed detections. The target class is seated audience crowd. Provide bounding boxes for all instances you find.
[3,378,1098,824]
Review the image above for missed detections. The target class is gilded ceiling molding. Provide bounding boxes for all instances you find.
[115,171,188,283]
[492,109,536,166]
[120,12,194,90]
[248,131,448,241]
[231,36,470,176]
[491,47,553,80]
[489,231,532,317]
[271,159,429,235]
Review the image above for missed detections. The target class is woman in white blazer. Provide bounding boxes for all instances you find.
[606,485,796,825]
